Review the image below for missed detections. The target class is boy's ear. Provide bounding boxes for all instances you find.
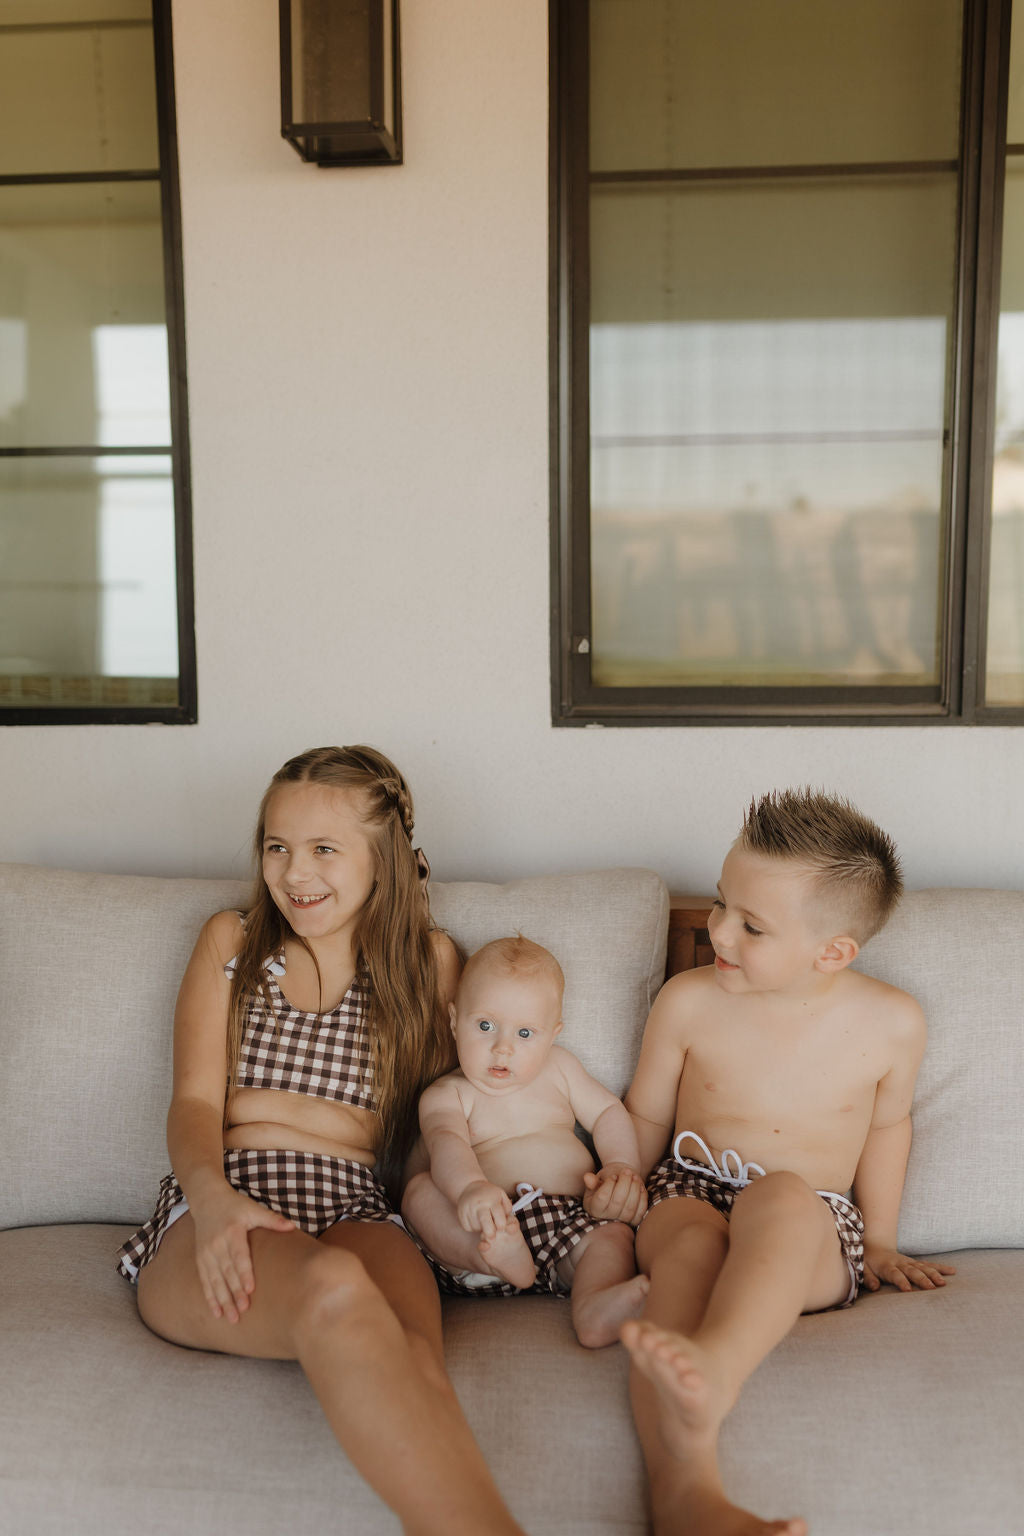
[552,1018,564,1038]
[815,935,859,973]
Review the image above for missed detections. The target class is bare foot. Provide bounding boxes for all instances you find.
[477,1223,537,1289]
[621,1319,736,1455]
[679,1486,808,1536]
[573,1273,650,1349]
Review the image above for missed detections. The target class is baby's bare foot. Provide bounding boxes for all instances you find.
[573,1273,649,1349]
[478,1224,537,1289]
[621,1320,736,1454]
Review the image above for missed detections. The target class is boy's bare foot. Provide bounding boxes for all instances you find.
[621,1319,736,1453]
[477,1224,537,1289]
[573,1273,650,1349]
[678,1486,807,1536]
[626,1322,806,1536]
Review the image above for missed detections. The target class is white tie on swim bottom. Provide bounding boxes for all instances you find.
[673,1130,766,1187]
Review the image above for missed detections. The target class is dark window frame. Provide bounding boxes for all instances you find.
[0,1,196,726]
[550,0,1021,726]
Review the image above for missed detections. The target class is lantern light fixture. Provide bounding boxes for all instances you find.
[280,0,402,167]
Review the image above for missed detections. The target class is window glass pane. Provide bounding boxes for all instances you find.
[986,8,1024,709]
[0,454,179,704]
[589,177,957,688]
[590,0,963,173]
[0,181,168,448]
[0,17,157,176]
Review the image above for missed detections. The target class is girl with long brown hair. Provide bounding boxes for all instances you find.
[117,746,526,1536]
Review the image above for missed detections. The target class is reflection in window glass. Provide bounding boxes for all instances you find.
[585,1,961,699]
[591,317,945,687]
[986,23,1024,707]
[0,5,192,718]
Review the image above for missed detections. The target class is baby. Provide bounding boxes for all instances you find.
[622,789,955,1536]
[401,935,649,1347]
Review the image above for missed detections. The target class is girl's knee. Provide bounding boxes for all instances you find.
[292,1245,379,1339]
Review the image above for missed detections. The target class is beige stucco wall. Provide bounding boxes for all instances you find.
[2,0,1022,896]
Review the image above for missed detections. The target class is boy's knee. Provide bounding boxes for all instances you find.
[736,1169,818,1221]
[639,1205,729,1273]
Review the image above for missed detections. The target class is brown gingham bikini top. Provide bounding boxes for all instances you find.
[225,947,376,1112]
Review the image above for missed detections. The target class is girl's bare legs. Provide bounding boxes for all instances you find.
[138,1214,525,1536]
[624,1176,848,1536]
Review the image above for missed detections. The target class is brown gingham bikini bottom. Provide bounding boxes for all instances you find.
[116,1148,395,1282]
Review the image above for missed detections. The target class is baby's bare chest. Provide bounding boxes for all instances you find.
[463,1076,575,1143]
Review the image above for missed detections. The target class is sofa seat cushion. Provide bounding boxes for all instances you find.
[2,1224,1021,1536]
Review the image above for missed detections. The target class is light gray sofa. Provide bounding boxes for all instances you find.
[1,862,1022,1536]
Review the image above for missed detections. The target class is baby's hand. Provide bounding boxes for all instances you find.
[456,1180,513,1239]
[191,1188,295,1323]
[583,1163,648,1226]
[862,1243,956,1293]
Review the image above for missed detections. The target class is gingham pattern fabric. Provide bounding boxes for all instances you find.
[423,1192,612,1298]
[116,1149,393,1282]
[646,1153,865,1306]
[235,967,376,1110]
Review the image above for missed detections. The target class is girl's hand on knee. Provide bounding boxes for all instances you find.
[192,1190,295,1322]
[862,1244,956,1293]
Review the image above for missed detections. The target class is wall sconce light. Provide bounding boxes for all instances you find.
[280,1,402,167]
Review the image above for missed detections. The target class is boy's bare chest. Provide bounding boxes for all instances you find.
[679,1015,883,1124]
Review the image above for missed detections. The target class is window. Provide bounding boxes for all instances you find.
[0,1,195,724]
[551,0,1024,724]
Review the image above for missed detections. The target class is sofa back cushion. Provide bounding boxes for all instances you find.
[0,862,667,1229]
[853,888,1024,1254]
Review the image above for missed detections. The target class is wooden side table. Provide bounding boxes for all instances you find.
[667,896,715,978]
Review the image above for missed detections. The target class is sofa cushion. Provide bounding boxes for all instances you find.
[2,1224,1019,1536]
[430,867,668,1097]
[853,888,1024,1254]
[0,862,667,1231]
[0,864,250,1230]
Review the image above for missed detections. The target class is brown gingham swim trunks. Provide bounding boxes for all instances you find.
[116,1149,395,1282]
[646,1133,865,1308]
[418,1185,614,1297]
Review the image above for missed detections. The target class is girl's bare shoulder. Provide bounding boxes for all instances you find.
[203,908,246,956]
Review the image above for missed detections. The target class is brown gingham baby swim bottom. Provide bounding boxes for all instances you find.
[116,1148,395,1282]
[416,1184,614,1297]
[646,1135,865,1308]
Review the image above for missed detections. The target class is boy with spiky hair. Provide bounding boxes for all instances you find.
[620,789,954,1536]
